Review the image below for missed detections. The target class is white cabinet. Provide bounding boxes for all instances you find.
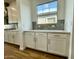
[8,31,14,43]
[4,30,20,45]
[24,31,70,56]
[13,31,20,45]
[24,32,47,51]
[35,33,47,51]
[4,31,9,42]
[24,32,35,48]
[48,33,70,56]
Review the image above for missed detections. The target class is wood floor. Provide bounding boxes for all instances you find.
[4,43,67,59]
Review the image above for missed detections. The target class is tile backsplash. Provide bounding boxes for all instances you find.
[32,20,64,30]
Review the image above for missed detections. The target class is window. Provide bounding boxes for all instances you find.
[37,1,57,24]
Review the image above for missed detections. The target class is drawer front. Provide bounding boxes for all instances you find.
[35,32,47,37]
[24,32,34,37]
[48,38,67,55]
[48,33,69,39]
[24,32,35,48]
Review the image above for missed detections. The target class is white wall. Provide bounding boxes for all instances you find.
[16,0,32,31]
[64,0,74,59]
[64,0,74,32]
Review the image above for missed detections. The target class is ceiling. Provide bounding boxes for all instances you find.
[4,0,53,4]
[4,0,16,3]
[34,0,52,4]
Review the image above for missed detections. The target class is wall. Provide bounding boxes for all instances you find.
[64,0,74,32]
[16,0,32,31]
[64,0,74,59]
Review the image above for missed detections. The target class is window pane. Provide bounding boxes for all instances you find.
[37,1,57,14]
[37,1,57,24]
[49,1,57,12]
[48,1,57,8]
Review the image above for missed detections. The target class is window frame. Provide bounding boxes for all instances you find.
[36,0,58,24]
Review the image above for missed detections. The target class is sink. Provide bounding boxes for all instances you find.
[4,24,16,29]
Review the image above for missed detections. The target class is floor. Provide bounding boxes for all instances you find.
[4,43,67,59]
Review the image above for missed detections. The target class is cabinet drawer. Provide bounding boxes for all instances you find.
[24,32,34,36]
[4,31,9,42]
[35,33,47,37]
[48,33,69,39]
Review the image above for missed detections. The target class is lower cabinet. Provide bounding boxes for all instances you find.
[35,33,47,51]
[4,31,9,42]
[24,32,70,57]
[48,33,70,56]
[4,30,20,45]
[8,31,14,43]
[5,31,70,56]
[24,32,48,51]
[13,31,20,45]
[24,32,35,48]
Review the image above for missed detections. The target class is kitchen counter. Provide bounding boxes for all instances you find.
[4,29,19,31]
[24,30,70,34]
[4,29,70,34]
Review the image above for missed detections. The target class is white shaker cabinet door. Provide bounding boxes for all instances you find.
[13,31,20,45]
[35,33,47,51]
[48,38,67,56]
[8,31,14,44]
[4,31,9,42]
[24,32,35,48]
[48,33,70,56]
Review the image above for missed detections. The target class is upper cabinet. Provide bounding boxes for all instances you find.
[7,1,18,23]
